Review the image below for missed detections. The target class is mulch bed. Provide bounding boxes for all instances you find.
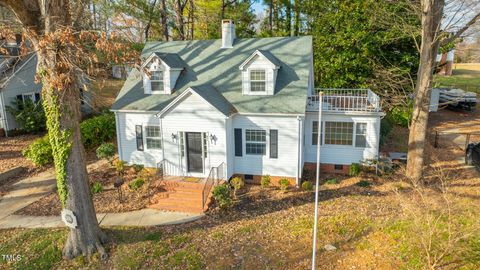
[15,160,163,216]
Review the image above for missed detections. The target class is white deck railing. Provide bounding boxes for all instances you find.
[307,88,381,113]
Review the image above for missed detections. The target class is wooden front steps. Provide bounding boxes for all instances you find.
[149,179,207,213]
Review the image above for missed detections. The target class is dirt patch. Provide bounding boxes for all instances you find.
[15,160,162,216]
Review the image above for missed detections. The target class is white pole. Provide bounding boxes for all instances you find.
[312,92,323,270]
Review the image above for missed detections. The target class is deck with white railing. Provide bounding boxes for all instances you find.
[307,89,381,113]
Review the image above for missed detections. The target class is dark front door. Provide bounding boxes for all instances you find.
[186,132,203,173]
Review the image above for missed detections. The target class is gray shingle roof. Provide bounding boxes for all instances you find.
[152,52,186,69]
[112,36,312,114]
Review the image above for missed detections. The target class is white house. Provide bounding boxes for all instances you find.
[112,20,384,186]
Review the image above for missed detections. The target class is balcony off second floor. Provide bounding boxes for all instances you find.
[306,88,382,113]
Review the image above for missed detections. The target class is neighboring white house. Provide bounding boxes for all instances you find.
[112,20,384,186]
[0,52,92,135]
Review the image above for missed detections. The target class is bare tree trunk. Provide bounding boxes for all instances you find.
[406,0,445,181]
[175,0,186,40]
[189,0,194,40]
[294,0,300,35]
[269,0,273,32]
[285,0,292,36]
[160,0,169,41]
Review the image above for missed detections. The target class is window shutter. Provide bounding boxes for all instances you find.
[34,93,41,102]
[136,125,144,151]
[270,129,278,158]
[234,128,242,157]
[143,73,152,94]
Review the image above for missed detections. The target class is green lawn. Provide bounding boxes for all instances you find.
[434,63,480,93]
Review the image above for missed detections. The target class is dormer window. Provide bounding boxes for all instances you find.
[250,70,266,92]
[141,52,185,95]
[151,70,164,92]
[239,50,280,96]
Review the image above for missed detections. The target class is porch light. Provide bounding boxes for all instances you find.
[210,134,217,143]
[171,133,177,141]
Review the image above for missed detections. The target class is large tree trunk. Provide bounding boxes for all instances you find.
[175,0,186,40]
[406,0,445,181]
[2,0,107,259]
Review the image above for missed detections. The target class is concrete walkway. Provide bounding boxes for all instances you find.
[0,170,204,229]
[0,170,56,220]
[0,209,204,229]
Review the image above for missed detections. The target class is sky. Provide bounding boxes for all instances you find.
[252,2,266,15]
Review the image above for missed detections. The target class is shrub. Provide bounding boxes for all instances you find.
[22,135,53,166]
[301,181,314,191]
[279,178,290,192]
[6,98,46,133]
[96,143,116,161]
[380,117,393,146]
[212,184,233,209]
[261,175,271,188]
[131,164,144,173]
[349,163,362,176]
[80,112,116,149]
[387,103,413,128]
[230,177,244,198]
[356,180,371,187]
[129,178,145,191]
[325,178,338,185]
[91,182,103,194]
[113,159,126,176]
[138,168,156,181]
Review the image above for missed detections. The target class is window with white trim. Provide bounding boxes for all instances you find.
[245,129,266,155]
[324,122,353,146]
[145,126,161,149]
[150,70,164,92]
[312,121,323,145]
[250,69,266,92]
[355,123,368,148]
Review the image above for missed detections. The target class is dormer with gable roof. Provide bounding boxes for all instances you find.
[239,49,281,96]
[141,52,185,95]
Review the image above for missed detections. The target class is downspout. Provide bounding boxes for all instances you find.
[0,90,9,137]
[114,112,123,160]
[296,115,303,187]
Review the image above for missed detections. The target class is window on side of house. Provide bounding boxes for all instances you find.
[245,129,266,155]
[355,123,368,148]
[312,121,323,145]
[324,122,353,146]
[250,69,266,92]
[202,132,208,158]
[150,70,164,92]
[145,126,161,149]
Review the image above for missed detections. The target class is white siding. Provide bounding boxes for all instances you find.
[231,115,300,178]
[303,112,381,165]
[161,92,227,177]
[116,92,227,177]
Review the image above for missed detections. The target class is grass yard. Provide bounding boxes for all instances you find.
[434,63,480,93]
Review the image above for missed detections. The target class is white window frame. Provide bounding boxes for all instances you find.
[312,120,323,146]
[145,125,162,150]
[249,69,266,93]
[245,129,267,156]
[22,92,39,102]
[324,121,354,146]
[150,70,165,93]
[354,122,368,148]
